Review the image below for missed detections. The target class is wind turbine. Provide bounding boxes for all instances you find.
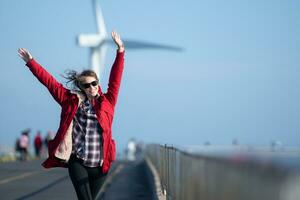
[77,0,107,82]
[77,0,183,83]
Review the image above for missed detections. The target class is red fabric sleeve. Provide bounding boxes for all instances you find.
[105,51,125,107]
[26,59,67,105]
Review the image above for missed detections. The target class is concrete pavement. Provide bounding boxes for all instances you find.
[0,159,156,200]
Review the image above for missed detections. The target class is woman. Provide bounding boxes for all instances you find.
[18,31,125,200]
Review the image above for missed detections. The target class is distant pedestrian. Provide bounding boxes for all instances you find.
[14,137,21,160]
[44,131,53,148]
[43,131,53,157]
[19,130,30,161]
[18,31,125,200]
[135,141,144,160]
[34,131,43,158]
[126,138,136,161]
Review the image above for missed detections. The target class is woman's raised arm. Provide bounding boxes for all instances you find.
[18,48,67,105]
[105,31,125,106]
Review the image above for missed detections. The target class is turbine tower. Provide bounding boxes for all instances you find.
[77,0,183,83]
[77,0,107,82]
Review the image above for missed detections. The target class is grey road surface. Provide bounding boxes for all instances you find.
[0,159,76,200]
[0,159,155,200]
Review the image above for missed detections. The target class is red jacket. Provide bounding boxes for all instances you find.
[26,51,124,173]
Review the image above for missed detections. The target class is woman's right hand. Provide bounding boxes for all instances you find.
[18,48,33,63]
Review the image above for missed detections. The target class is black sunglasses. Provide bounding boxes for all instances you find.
[80,81,98,89]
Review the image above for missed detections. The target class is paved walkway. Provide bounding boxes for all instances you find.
[0,159,155,200]
[101,160,154,200]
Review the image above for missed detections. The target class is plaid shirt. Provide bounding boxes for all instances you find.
[72,99,103,167]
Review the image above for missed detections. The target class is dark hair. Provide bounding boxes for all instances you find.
[62,69,99,91]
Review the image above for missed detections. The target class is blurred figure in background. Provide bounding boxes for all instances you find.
[126,138,136,161]
[34,131,43,158]
[43,131,54,157]
[19,129,30,161]
[44,131,53,149]
[135,141,144,160]
[14,137,21,160]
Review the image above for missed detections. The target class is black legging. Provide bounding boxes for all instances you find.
[68,154,107,200]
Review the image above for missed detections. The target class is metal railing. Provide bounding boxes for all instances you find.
[146,144,300,200]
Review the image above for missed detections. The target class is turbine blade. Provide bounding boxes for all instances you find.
[93,0,107,37]
[105,38,184,51]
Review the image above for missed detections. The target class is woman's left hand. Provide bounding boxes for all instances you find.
[111,31,124,52]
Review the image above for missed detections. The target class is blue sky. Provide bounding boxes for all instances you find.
[1,0,300,151]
